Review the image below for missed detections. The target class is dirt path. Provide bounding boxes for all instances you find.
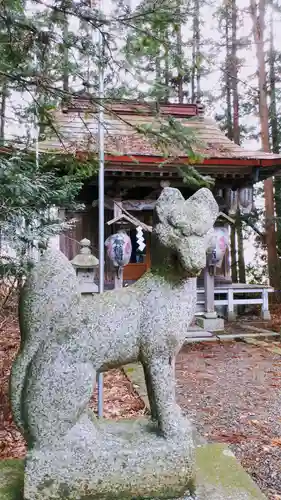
[176,341,281,500]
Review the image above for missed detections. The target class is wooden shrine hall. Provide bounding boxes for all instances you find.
[38,97,281,329]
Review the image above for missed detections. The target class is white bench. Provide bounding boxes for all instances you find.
[197,283,273,321]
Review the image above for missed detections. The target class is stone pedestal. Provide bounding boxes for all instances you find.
[196,313,224,332]
[24,418,194,500]
[0,441,266,500]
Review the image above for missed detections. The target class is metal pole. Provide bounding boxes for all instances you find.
[34,52,39,170]
[33,52,40,261]
[97,0,104,418]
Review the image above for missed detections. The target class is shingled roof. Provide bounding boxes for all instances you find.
[38,98,281,174]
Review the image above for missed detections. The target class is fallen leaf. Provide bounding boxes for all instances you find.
[249,419,261,426]
[211,432,248,444]
[271,438,281,447]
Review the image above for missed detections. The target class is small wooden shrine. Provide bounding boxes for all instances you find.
[38,96,281,325]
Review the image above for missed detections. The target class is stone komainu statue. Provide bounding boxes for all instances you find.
[10,187,219,500]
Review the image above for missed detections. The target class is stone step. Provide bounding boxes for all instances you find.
[185,332,280,343]
[186,326,213,339]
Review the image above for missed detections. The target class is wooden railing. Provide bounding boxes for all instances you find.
[196,283,273,321]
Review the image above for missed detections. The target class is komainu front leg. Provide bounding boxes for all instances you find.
[148,355,191,439]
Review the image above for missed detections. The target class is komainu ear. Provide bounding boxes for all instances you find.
[184,188,219,235]
[155,187,185,224]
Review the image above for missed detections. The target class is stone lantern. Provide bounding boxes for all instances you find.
[71,238,99,294]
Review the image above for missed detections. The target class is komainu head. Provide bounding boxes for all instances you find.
[154,187,219,276]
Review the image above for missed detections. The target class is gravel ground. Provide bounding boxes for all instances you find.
[176,341,281,500]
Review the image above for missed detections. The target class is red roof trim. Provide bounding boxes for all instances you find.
[103,154,278,168]
[260,158,281,167]
[1,145,280,169]
[105,163,174,173]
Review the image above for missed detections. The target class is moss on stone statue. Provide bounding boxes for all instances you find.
[195,444,267,499]
[0,459,24,500]
[0,458,194,500]
[0,442,266,500]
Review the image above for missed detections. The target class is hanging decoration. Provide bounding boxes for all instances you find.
[238,187,254,215]
[105,230,132,278]
[227,189,239,215]
[136,226,146,252]
[226,187,254,216]
[207,227,229,267]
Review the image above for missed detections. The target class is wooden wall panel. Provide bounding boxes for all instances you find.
[59,212,83,260]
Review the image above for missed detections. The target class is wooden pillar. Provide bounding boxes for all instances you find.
[264,178,280,290]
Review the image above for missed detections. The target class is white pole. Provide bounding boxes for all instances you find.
[34,52,39,170]
[33,51,40,261]
[96,0,105,418]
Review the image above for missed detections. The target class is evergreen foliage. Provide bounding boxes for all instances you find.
[0,151,85,280]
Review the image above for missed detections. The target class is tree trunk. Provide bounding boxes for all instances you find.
[195,3,201,102]
[231,0,239,145]
[225,2,233,140]
[163,27,170,104]
[191,15,196,102]
[0,78,6,255]
[231,0,246,282]
[155,50,161,107]
[191,0,200,102]
[274,177,281,259]
[250,0,279,289]
[0,79,7,144]
[63,10,69,93]
[269,11,281,260]
[176,0,183,103]
[269,12,278,154]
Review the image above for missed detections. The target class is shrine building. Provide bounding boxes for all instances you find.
[37,96,281,328]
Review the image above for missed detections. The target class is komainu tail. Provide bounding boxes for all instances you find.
[10,247,81,436]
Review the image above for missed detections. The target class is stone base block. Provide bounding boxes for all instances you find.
[24,417,194,500]
[0,442,266,500]
[196,316,224,332]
